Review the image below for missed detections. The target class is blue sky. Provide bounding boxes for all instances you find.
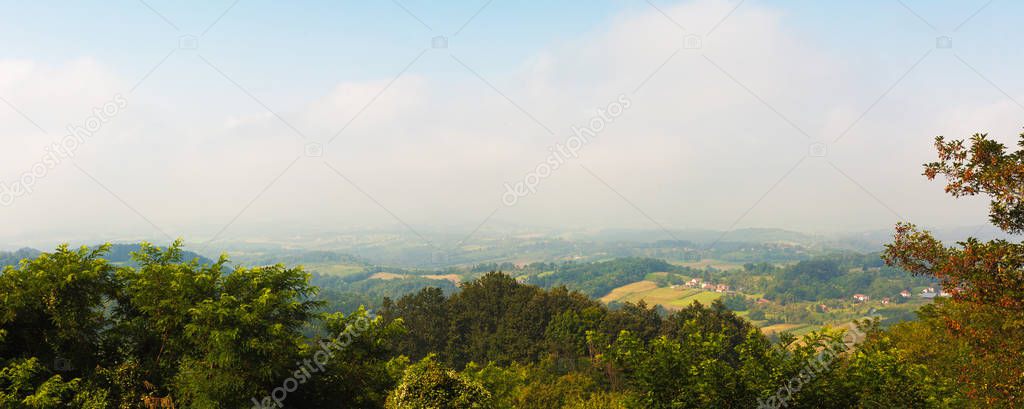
[2,1,1019,104]
[1,0,1023,245]
[1,1,618,87]
[0,2,1009,82]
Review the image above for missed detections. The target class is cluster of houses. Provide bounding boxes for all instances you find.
[677,277,732,293]
[851,287,951,304]
[917,287,952,299]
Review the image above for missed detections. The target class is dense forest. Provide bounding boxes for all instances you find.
[0,244,951,408]
[0,133,1022,407]
[760,257,933,303]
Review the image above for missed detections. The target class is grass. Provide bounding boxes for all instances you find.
[600,280,725,310]
[617,287,700,305]
[306,263,366,278]
[644,272,668,280]
[667,291,724,307]
[760,323,808,335]
[600,281,659,303]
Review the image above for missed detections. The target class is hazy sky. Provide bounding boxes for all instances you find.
[1,0,1022,246]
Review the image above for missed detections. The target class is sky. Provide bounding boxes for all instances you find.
[1,0,1023,247]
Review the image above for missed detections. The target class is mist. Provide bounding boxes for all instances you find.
[1,0,1019,247]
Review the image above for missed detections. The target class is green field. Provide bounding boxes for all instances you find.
[601,280,911,338]
[602,281,725,310]
[305,263,366,278]
[667,290,725,307]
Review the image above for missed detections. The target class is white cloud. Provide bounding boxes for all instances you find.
[1,0,1021,246]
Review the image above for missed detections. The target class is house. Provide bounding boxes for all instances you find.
[853,294,870,302]
[938,290,951,297]
[701,282,715,290]
[881,297,891,305]
[817,304,830,313]
[922,287,936,294]
[899,290,912,298]
[756,298,770,305]
[715,284,730,293]
[687,278,703,288]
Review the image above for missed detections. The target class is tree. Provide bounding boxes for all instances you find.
[0,245,116,408]
[0,241,389,408]
[884,132,1024,406]
[379,287,451,361]
[0,244,116,375]
[113,241,223,399]
[294,308,406,408]
[170,262,320,408]
[385,355,492,409]
[0,358,108,408]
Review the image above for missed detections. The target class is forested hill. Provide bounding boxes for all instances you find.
[0,248,40,268]
[0,243,212,268]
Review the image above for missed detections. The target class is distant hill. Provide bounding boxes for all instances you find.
[589,227,820,245]
[0,248,42,268]
[233,250,366,266]
[832,224,1024,253]
[100,243,216,267]
[0,243,214,269]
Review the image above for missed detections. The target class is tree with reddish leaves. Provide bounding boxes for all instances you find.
[884,132,1024,406]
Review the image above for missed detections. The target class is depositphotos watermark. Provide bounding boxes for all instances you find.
[757,327,864,409]
[250,313,373,409]
[502,94,631,206]
[0,94,128,207]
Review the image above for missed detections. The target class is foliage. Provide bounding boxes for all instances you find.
[312,273,457,312]
[0,240,402,408]
[884,132,1024,406]
[764,256,932,303]
[0,358,108,408]
[385,355,492,409]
